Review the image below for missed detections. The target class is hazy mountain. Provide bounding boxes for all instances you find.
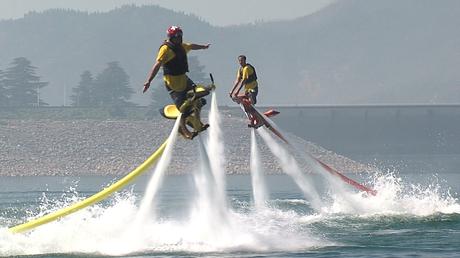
[224,0,460,104]
[1,1,459,106]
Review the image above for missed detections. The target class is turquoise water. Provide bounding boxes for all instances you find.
[1,170,459,257]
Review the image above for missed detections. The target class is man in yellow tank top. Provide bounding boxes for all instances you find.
[230,55,259,105]
[143,26,210,139]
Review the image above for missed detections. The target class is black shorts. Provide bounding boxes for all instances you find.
[166,77,196,108]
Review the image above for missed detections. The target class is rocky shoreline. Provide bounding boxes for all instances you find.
[0,110,371,176]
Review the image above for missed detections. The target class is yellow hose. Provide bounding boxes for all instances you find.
[9,139,168,233]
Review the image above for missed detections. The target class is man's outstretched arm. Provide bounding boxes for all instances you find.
[143,60,162,93]
[190,43,211,50]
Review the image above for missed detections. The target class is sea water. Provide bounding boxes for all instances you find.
[0,166,459,257]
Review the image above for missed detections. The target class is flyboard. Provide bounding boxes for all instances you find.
[160,74,215,140]
[9,139,169,233]
[231,93,377,196]
[159,83,211,120]
[235,95,287,143]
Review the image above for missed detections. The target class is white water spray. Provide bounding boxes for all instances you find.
[258,128,323,210]
[186,92,234,243]
[286,138,366,212]
[135,115,181,222]
[250,129,269,209]
[206,92,228,209]
[187,137,236,246]
[326,172,460,215]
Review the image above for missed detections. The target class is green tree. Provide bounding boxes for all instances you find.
[92,61,134,107]
[70,70,94,107]
[3,57,48,107]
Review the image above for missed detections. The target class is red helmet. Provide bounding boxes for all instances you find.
[166,26,183,38]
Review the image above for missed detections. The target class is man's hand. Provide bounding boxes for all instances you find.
[143,81,150,93]
[203,43,211,49]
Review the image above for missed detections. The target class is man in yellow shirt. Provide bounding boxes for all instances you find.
[229,55,259,105]
[143,26,210,139]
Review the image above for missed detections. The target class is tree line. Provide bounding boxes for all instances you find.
[1,56,209,111]
[70,61,134,108]
[0,57,48,107]
[0,57,135,108]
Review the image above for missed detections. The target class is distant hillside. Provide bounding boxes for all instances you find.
[0,5,216,106]
[1,1,459,106]
[225,0,460,104]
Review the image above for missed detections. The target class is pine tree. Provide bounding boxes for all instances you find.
[70,70,94,107]
[3,57,48,107]
[92,61,134,107]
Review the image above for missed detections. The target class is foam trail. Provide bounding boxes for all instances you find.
[206,92,228,210]
[258,128,323,210]
[135,114,181,222]
[326,172,460,215]
[250,129,269,209]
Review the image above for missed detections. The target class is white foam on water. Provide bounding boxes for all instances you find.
[324,171,460,216]
[3,155,457,256]
[1,188,332,256]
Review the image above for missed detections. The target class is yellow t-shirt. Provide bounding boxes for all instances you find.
[156,43,192,92]
[237,65,258,91]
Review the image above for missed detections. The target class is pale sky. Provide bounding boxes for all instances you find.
[0,0,335,26]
